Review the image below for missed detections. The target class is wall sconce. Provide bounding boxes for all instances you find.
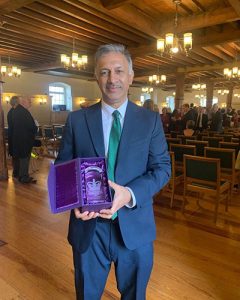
[39,97,47,105]
[5,96,10,104]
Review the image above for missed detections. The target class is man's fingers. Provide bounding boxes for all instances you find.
[108,180,119,190]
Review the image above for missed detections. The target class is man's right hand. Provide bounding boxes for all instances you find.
[74,208,99,221]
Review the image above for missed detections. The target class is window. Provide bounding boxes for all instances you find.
[49,85,65,106]
[166,96,175,112]
[49,83,72,111]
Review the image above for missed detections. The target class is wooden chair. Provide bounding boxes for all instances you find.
[186,140,208,156]
[169,144,196,171]
[214,134,233,142]
[182,155,231,223]
[42,126,60,156]
[202,136,223,148]
[170,131,181,138]
[177,135,197,144]
[204,147,238,201]
[219,142,239,156]
[231,137,240,143]
[166,138,181,151]
[162,152,184,208]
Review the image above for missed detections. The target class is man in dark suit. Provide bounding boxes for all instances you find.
[181,103,196,130]
[12,96,37,183]
[56,44,171,300]
[196,106,208,131]
[7,96,19,178]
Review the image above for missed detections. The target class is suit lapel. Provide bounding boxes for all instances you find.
[85,102,105,157]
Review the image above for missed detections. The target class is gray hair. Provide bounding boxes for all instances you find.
[10,96,19,107]
[94,44,133,74]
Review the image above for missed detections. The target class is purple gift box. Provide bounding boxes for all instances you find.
[48,157,112,214]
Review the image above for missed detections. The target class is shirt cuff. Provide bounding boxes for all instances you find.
[125,187,137,208]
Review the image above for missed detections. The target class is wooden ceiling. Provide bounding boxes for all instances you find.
[1,0,240,91]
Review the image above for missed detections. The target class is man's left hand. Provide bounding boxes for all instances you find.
[99,180,131,219]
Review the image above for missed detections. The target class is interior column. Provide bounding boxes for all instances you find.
[206,82,214,109]
[227,85,233,108]
[175,72,185,109]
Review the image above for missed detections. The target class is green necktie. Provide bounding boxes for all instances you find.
[107,110,121,220]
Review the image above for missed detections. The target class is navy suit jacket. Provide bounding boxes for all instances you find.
[56,101,171,252]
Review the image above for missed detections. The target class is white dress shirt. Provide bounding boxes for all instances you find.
[101,99,136,208]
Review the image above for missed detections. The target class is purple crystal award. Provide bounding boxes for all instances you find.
[48,157,112,213]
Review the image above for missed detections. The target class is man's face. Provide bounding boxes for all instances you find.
[95,51,134,108]
[21,97,32,109]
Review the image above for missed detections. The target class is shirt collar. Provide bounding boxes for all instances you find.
[101,99,128,118]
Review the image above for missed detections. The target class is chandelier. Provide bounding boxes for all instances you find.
[217,89,229,95]
[149,74,166,85]
[234,93,240,98]
[0,57,21,77]
[142,87,153,93]
[192,82,206,90]
[157,0,192,57]
[60,39,88,70]
[223,66,240,79]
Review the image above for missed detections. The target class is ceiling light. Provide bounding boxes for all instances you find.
[157,0,192,57]
[60,38,88,70]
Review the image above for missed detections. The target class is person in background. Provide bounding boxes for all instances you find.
[55,44,171,300]
[143,98,154,111]
[169,108,182,132]
[161,107,171,133]
[183,120,196,137]
[181,103,196,130]
[195,106,208,132]
[12,96,38,184]
[210,103,223,132]
[7,96,19,178]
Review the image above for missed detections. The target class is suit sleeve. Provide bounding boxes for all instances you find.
[126,112,171,208]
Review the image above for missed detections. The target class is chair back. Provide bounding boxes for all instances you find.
[170,131,181,138]
[43,126,55,139]
[204,147,235,171]
[186,140,208,156]
[219,142,239,156]
[170,144,196,163]
[184,155,220,186]
[177,135,196,144]
[166,138,181,150]
[202,136,223,147]
[214,134,233,142]
[54,125,64,138]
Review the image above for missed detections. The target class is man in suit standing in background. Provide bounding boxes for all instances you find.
[12,96,37,183]
[196,106,208,131]
[56,44,171,300]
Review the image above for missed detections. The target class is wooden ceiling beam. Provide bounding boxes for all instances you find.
[191,49,222,64]
[0,0,35,15]
[177,60,240,73]
[202,47,232,62]
[99,0,135,10]
[227,0,240,17]
[37,0,148,42]
[16,8,120,46]
[215,44,236,58]
[191,0,206,12]
[156,6,239,35]
[28,2,145,45]
[130,26,240,59]
[62,0,149,39]
[1,17,95,51]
